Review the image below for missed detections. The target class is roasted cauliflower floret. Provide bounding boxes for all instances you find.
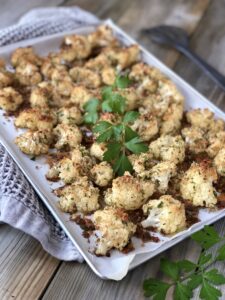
[129,63,166,82]
[142,195,186,234]
[56,106,83,125]
[160,103,183,135]
[90,161,113,187]
[53,124,82,149]
[93,207,136,255]
[69,67,101,88]
[90,142,107,161]
[103,45,140,70]
[0,87,23,112]
[131,113,158,142]
[15,108,56,130]
[15,62,42,86]
[158,79,184,104]
[58,176,100,213]
[180,162,218,207]
[0,69,13,88]
[186,109,214,131]
[181,126,208,154]
[207,131,225,158]
[88,25,118,48]
[118,87,140,111]
[70,85,96,109]
[105,172,154,210]
[149,135,185,164]
[60,35,91,62]
[15,130,52,156]
[214,148,225,176]
[129,151,154,177]
[11,47,42,67]
[101,67,116,85]
[148,161,177,193]
[30,82,55,108]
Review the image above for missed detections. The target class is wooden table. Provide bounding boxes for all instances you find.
[1,0,225,299]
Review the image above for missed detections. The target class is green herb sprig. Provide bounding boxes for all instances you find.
[83,75,148,175]
[143,225,225,300]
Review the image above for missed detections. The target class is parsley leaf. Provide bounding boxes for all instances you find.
[200,279,222,300]
[143,278,170,299]
[114,74,132,89]
[113,154,133,176]
[174,282,193,300]
[177,260,196,272]
[83,98,99,124]
[204,269,225,285]
[103,142,122,162]
[93,121,112,133]
[216,244,225,261]
[125,137,148,154]
[123,111,139,123]
[191,226,221,250]
[124,126,138,141]
[160,258,179,281]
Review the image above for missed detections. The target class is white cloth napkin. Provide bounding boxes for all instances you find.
[0,7,101,262]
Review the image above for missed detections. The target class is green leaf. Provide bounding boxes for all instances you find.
[200,279,222,300]
[124,126,138,141]
[143,278,170,300]
[174,282,193,300]
[101,86,113,100]
[187,274,202,290]
[191,226,221,250]
[160,258,179,281]
[84,112,98,124]
[125,137,149,154]
[216,244,225,261]
[103,142,122,162]
[93,121,112,133]
[115,75,131,89]
[96,127,113,143]
[110,93,126,114]
[83,98,99,112]
[177,260,196,273]
[199,253,212,266]
[112,124,123,141]
[113,154,133,176]
[204,269,225,285]
[101,100,113,112]
[123,111,139,123]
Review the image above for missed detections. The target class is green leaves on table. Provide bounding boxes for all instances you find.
[143,225,225,300]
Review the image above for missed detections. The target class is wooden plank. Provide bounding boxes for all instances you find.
[0,224,60,299]
[42,0,211,299]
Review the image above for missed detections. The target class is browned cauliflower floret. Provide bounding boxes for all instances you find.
[57,176,100,213]
[15,130,52,156]
[129,151,154,177]
[15,108,56,130]
[160,103,183,135]
[149,135,185,164]
[30,82,55,108]
[0,68,13,88]
[214,148,225,176]
[142,195,186,234]
[90,142,107,161]
[103,45,139,70]
[56,106,83,125]
[105,172,154,210]
[131,113,158,142]
[101,67,116,85]
[69,67,101,88]
[180,162,218,207]
[0,87,23,112]
[140,94,170,117]
[53,124,82,149]
[93,207,136,256]
[15,62,42,86]
[60,35,91,62]
[70,85,97,109]
[181,126,208,154]
[46,146,94,183]
[148,161,177,193]
[11,47,42,67]
[207,131,225,158]
[90,161,113,187]
[129,63,166,82]
[88,25,118,48]
[158,79,184,104]
[118,87,140,111]
[41,55,66,79]
[186,109,214,131]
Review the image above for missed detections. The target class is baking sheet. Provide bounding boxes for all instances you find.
[0,19,225,280]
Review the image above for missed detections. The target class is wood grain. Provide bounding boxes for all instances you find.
[0,224,60,299]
